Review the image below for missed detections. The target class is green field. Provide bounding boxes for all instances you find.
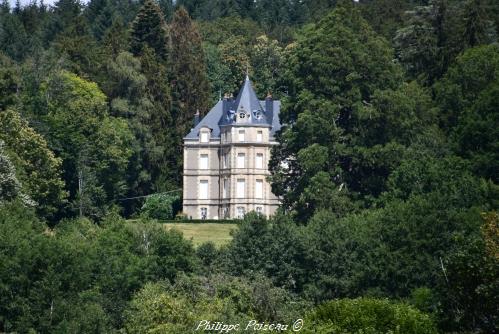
[164,223,238,247]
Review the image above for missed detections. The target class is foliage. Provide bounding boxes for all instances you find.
[124,273,308,333]
[268,2,437,219]
[0,53,19,110]
[0,141,21,204]
[0,204,197,332]
[217,35,251,95]
[250,35,285,97]
[222,213,308,292]
[302,298,438,334]
[435,44,499,182]
[170,6,210,129]
[437,211,499,333]
[130,0,169,58]
[124,281,224,334]
[394,0,497,85]
[169,6,210,181]
[141,192,181,220]
[0,1,497,333]
[0,110,66,221]
[41,71,133,220]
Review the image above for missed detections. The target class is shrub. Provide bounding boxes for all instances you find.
[302,298,438,334]
[140,193,181,220]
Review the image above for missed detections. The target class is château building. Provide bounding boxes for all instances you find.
[182,76,281,219]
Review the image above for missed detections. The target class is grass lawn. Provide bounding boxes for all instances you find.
[164,223,238,247]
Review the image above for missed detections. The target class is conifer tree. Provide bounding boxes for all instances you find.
[169,6,210,136]
[45,0,82,42]
[462,0,493,48]
[139,46,177,191]
[130,0,169,59]
[128,0,177,192]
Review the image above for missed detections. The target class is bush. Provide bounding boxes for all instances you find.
[162,219,238,224]
[302,298,438,334]
[140,193,181,220]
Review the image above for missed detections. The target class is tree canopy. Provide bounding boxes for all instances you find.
[0,0,497,333]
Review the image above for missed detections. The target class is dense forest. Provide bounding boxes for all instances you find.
[0,0,498,333]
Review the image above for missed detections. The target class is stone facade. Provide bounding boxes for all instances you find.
[182,76,281,219]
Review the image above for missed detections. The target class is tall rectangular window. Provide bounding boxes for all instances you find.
[256,130,263,142]
[256,206,263,214]
[255,153,263,169]
[200,132,209,143]
[237,153,245,168]
[199,180,208,199]
[237,206,246,219]
[238,129,245,142]
[223,152,229,168]
[255,179,263,199]
[236,179,245,198]
[199,154,209,169]
[223,179,228,198]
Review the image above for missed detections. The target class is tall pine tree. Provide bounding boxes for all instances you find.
[130,0,169,59]
[169,6,209,134]
[129,0,177,192]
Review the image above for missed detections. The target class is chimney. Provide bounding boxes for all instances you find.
[193,109,200,127]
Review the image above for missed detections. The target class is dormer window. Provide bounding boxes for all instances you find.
[200,130,209,143]
[253,110,262,120]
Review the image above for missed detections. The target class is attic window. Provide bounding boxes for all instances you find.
[253,110,262,120]
[200,131,209,143]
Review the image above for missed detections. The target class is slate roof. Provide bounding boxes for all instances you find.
[185,76,281,140]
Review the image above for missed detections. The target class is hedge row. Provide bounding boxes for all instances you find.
[160,219,240,224]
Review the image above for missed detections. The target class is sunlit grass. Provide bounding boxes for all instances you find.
[163,223,238,248]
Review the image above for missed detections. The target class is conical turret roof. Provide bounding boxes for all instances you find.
[184,75,281,140]
[233,75,264,115]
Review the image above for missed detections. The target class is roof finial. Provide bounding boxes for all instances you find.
[218,89,222,101]
[245,62,249,81]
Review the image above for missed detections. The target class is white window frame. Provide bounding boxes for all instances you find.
[200,131,209,143]
[237,153,245,168]
[256,130,263,142]
[199,180,209,199]
[256,206,263,214]
[255,153,263,169]
[255,179,263,199]
[238,129,245,142]
[236,179,245,198]
[199,154,209,169]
